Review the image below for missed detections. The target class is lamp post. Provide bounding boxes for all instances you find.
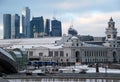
[96,63,99,73]
[105,65,108,77]
[95,52,99,73]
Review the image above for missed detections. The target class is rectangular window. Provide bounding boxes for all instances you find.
[85,51,86,56]
[54,51,58,57]
[29,51,33,56]
[39,53,43,56]
[49,51,53,57]
[60,51,64,57]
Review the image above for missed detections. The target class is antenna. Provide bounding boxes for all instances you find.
[53,10,56,20]
[70,18,73,28]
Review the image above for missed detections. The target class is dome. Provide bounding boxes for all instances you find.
[68,28,78,36]
[71,36,78,40]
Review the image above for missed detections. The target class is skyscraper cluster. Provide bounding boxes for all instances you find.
[3,7,62,39]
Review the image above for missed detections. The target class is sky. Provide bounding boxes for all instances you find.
[0,0,120,39]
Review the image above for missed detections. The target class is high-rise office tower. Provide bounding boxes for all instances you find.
[22,7,30,38]
[11,14,20,39]
[30,16,44,38]
[39,16,44,33]
[51,19,62,37]
[3,14,11,39]
[44,19,50,36]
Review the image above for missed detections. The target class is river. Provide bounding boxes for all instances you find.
[7,78,120,82]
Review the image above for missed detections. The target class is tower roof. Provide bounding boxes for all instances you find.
[110,17,113,21]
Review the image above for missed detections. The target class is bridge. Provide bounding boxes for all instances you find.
[0,48,17,74]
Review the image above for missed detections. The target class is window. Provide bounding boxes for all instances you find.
[85,51,86,56]
[81,43,83,46]
[49,51,53,57]
[76,43,79,46]
[72,43,74,46]
[66,53,68,57]
[54,51,58,57]
[60,51,64,57]
[39,53,43,56]
[113,45,115,47]
[66,59,69,62]
[29,51,33,56]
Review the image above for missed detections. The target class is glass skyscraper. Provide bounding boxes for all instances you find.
[22,7,30,38]
[11,14,20,39]
[30,16,44,38]
[44,19,50,36]
[51,19,62,37]
[3,14,11,39]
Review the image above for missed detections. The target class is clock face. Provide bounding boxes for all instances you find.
[107,35,111,38]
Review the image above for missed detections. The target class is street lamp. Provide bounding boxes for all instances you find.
[105,65,108,77]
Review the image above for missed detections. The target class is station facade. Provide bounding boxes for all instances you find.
[26,18,120,65]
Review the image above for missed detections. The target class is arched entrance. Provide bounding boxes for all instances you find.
[75,51,81,62]
[113,51,117,63]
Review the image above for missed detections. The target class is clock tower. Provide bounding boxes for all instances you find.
[104,17,118,47]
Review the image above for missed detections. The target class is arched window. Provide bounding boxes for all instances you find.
[76,43,79,46]
[76,51,80,62]
[113,51,117,63]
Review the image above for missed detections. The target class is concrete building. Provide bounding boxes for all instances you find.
[0,18,120,66]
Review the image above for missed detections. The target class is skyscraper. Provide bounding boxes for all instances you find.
[44,19,50,36]
[3,14,11,39]
[39,16,44,33]
[51,19,62,37]
[11,14,20,39]
[30,16,44,38]
[22,7,30,38]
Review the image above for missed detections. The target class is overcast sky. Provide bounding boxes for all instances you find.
[0,0,120,39]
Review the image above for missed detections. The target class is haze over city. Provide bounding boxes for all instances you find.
[0,0,120,39]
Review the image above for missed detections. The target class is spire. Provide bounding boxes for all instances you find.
[108,17,115,28]
[110,17,113,21]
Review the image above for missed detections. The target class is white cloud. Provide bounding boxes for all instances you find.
[56,0,120,14]
[61,11,120,36]
[1,0,120,38]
